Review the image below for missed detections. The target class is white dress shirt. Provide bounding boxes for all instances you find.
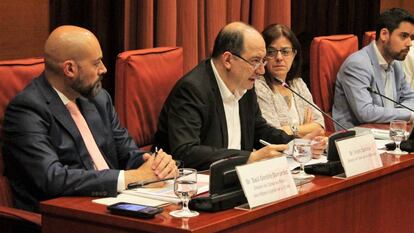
[373,42,395,108]
[210,60,246,149]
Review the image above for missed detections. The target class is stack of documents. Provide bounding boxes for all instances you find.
[94,174,210,206]
[370,128,390,140]
[351,127,390,140]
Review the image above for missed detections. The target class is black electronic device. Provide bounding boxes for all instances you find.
[306,130,355,176]
[189,156,247,212]
[400,140,414,152]
[305,161,344,176]
[107,202,163,219]
[385,142,396,150]
[327,130,356,161]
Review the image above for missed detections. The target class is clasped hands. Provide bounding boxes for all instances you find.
[125,149,178,189]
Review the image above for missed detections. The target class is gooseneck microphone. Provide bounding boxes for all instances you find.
[366,87,414,112]
[274,77,347,131]
[274,77,354,172]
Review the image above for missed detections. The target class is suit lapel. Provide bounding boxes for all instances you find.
[367,43,386,107]
[77,97,114,168]
[37,75,94,169]
[238,96,249,150]
[206,60,228,147]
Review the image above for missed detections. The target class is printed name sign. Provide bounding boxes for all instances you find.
[335,133,383,177]
[236,156,298,209]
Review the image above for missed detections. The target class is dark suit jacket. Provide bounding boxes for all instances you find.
[2,74,145,212]
[154,59,293,171]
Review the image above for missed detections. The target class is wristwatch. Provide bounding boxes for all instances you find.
[291,125,299,137]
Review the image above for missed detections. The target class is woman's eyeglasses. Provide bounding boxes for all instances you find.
[266,47,296,58]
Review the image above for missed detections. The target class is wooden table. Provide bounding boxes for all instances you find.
[41,152,414,233]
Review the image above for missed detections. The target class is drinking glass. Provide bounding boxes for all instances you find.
[169,168,199,218]
[389,120,408,155]
[291,139,315,181]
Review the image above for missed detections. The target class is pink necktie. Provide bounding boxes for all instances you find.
[66,101,109,170]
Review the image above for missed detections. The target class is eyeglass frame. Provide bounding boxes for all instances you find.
[231,52,267,70]
[266,47,296,58]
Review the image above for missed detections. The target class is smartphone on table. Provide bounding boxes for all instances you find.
[107,202,163,219]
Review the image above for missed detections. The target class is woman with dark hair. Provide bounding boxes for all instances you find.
[255,24,325,137]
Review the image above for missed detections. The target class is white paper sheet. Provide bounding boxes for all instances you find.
[93,193,168,207]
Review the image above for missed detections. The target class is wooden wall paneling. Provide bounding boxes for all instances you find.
[0,0,49,60]
[381,0,414,14]
[177,0,199,72]
[155,0,177,47]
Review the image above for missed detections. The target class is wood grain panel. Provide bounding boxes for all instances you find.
[0,0,49,60]
[41,149,414,233]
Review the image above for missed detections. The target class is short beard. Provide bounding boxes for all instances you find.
[72,76,103,98]
[384,42,409,61]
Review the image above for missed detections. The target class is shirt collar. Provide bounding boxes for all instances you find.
[53,87,71,105]
[210,59,246,102]
[373,41,394,71]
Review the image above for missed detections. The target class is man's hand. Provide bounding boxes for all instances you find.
[248,144,289,163]
[124,150,177,189]
[151,149,177,179]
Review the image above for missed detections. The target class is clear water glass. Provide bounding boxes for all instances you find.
[292,139,315,181]
[169,168,199,218]
[389,120,408,155]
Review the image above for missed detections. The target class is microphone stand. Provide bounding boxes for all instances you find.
[367,87,414,112]
[273,77,355,164]
[274,77,348,131]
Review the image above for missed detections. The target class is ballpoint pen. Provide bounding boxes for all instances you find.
[127,177,174,189]
[259,139,291,157]
[153,147,159,157]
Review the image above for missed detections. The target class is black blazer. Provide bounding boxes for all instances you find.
[154,59,293,170]
[2,74,144,212]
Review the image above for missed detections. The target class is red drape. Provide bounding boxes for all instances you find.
[125,0,291,73]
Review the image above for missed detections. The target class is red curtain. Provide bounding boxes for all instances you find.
[125,0,290,73]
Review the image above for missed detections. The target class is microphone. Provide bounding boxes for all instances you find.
[366,87,414,112]
[367,87,414,153]
[274,77,347,131]
[274,77,355,166]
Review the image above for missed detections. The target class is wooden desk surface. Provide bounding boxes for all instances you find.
[41,152,414,233]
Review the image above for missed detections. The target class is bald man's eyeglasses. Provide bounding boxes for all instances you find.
[231,53,267,70]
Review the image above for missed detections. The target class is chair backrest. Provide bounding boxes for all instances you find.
[0,57,44,207]
[310,35,358,132]
[115,47,183,150]
[362,31,376,47]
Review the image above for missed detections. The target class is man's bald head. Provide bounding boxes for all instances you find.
[211,22,262,58]
[44,25,101,74]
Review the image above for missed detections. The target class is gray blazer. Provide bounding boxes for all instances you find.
[332,42,414,130]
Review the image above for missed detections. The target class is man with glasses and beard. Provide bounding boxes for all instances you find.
[2,25,177,212]
[154,22,326,171]
[333,8,414,129]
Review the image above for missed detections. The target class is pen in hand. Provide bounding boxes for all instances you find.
[127,177,174,189]
[153,147,159,157]
[259,139,291,157]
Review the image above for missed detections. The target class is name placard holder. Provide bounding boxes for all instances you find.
[235,156,298,209]
[335,133,383,178]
